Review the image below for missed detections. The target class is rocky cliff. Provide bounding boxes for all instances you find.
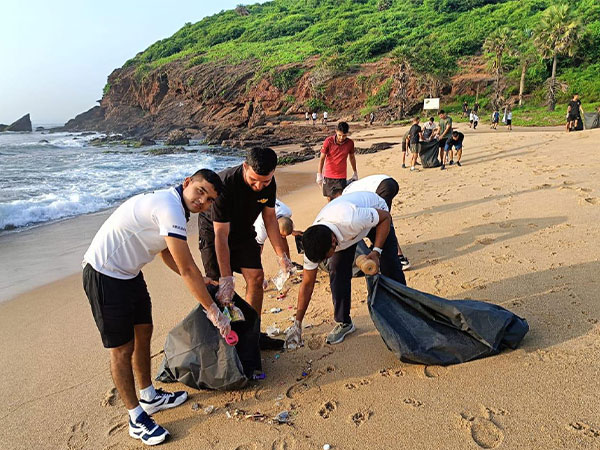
[63,56,468,145]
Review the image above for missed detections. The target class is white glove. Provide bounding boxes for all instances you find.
[350,172,358,182]
[284,320,303,349]
[216,276,235,306]
[205,303,231,338]
[279,254,295,274]
[316,173,324,186]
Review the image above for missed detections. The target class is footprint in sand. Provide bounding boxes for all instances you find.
[286,382,311,399]
[107,416,127,437]
[476,237,495,245]
[307,336,324,350]
[379,368,404,378]
[581,197,599,205]
[67,421,89,450]
[403,398,424,408]
[424,365,447,378]
[460,413,504,449]
[569,421,600,439]
[271,435,297,450]
[102,387,119,407]
[351,410,373,427]
[319,400,337,419]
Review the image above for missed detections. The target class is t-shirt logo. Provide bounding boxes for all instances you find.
[257,198,268,204]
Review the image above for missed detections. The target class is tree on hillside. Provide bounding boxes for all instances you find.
[483,27,515,110]
[513,29,539,106]
[534,5,583,111]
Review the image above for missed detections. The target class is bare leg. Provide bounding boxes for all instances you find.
[132,324,153,390]
[109,340,138,410]
[456,148,463,163]
[241,267,265,315]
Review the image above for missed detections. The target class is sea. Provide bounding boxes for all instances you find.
[0,127,242,233]
[0,126,243,302]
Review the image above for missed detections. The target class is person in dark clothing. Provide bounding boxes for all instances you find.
[408,117,423,171]
[566,94,582,132]
[444,131,465,167]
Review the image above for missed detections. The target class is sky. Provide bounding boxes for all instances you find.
[0,1,244,125]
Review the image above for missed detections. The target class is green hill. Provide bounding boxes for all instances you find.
[125,0,600,105]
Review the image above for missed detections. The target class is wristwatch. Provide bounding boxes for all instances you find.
[373,247,383,255]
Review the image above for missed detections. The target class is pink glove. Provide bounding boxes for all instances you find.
[205,303,231,338]
[216,276,235,306]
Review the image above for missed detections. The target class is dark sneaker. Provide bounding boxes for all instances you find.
[402,164,406,169]
[260,332,285,350]
[129,411,169,446]
[449,160,454,165]
[140,389,188,416]
[399,256,411,270]
[440,164,445,170]
[326,322,356,345]
[456,161,462,167]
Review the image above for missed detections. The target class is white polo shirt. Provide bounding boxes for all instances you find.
[83,186,189,279]
[304,191,388,270]
[342,174,391,196]
[253,199,292,245]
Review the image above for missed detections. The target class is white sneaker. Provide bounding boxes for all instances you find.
[139,388,188,416]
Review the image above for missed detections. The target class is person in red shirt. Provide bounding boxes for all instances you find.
[316,122,358,201]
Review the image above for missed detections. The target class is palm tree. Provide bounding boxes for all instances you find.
[513,29,539,106]
[483,27,514,110]
[534,5,583,111]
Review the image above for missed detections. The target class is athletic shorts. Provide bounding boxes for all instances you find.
[322,177,347,198]
[410,142,421,153]
[82,264,152,348]
[506,119,512,125]
[375,177,399,210]
[199,236,263,280]
[445,142,463,151]
[567,114,579,122]
[438,138,448,149]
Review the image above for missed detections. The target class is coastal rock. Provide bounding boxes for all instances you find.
[35,126,45,131]
[5,114,32,132]
[165,130,189,145]
[139,136,156,146]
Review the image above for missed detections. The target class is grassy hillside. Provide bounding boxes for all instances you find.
[121,0,599,109]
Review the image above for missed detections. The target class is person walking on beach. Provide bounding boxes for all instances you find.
[566,93,582,132]
[401,129,410,169]
[198,148,293,350]
[322,111,328,125]
[408,117,423,171]
[444,130,465,167]
[82,169,228,446]
[305,112,310,122]
[435,110,453,170]
[503,106,513,131]
[312,111,317,125]
[285,191,406,348]
[491,110,500,129]
[470,111,479,130]
[369,111,375,125]
[462,101,469,118]
[317,121,357,201]
[343,174,411,269]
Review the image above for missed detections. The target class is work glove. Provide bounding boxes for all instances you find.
[316,173,324,186]
[216,276,235,306]
[349,172,358,182]
[205,303,231,338]
[284,320,303,350]
[279,254,295,275]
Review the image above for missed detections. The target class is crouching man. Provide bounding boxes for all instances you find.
[82,169,229,446]
[285,191,407,348]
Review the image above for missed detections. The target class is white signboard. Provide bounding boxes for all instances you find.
[423,98,440,110]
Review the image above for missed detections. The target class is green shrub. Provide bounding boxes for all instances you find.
[305,97,327,111]
[272,67,305,92]
[103,82,111,96]
[366,78,393,107]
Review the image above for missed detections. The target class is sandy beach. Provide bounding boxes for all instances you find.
[1,122,599,449]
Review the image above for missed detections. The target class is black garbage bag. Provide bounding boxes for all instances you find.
[418,140,441,168]
[155,288,261,390]
[367,274,529,366]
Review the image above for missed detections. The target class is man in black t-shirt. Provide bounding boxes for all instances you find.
[408,117,423,171]
[566,94,582,132]
[198,148,292,322]
[444,131,465,167]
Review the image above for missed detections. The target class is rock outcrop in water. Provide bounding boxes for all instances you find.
[0,114,32,132]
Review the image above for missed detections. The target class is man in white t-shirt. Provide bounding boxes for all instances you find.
[82,169,228,446]
[322,111,328,124]
[343,175,410,269]
[285,191,406,348]
[253,199,294,248]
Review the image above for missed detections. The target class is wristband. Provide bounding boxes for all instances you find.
[373,247,383,255]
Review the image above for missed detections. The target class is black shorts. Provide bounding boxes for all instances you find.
[82,264,152,348]
[506,119,512,125]
[199,236,263,280]
[376,177,399,210]
[567,114,579,122]
[322,177,347,198]
[438,138,448,149]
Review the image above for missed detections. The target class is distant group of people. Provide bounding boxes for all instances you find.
[305,111,328,125]
[401,110,465,171]
[464,100,513,131]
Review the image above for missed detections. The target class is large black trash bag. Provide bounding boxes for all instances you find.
[418,140,442,168]
[367,274,529,366]
[155,288,261,390]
